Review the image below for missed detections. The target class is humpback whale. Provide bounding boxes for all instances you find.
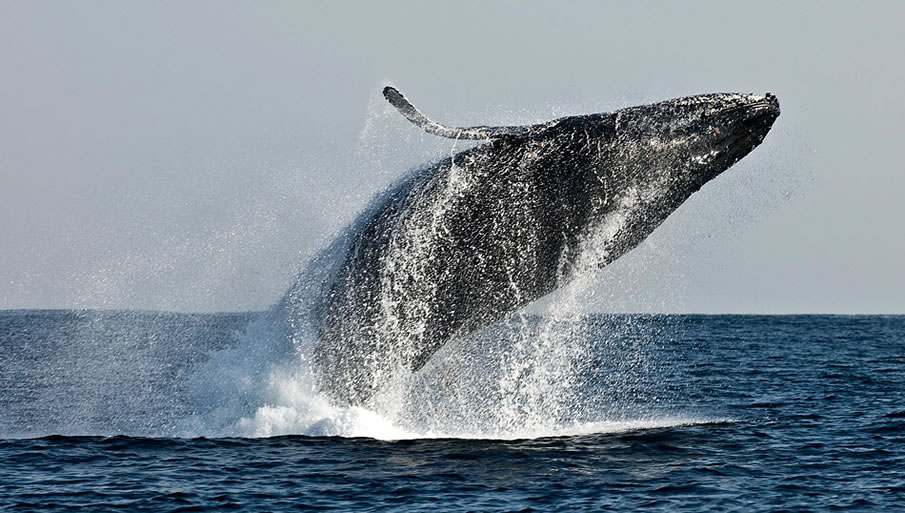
[301,86,779,406]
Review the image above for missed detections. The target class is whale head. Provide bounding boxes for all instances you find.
[611,92,780,195]
[513,92,781,274]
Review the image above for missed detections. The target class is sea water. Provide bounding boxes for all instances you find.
[1,310,903,511]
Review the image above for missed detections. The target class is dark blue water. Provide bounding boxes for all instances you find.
[2,311,904,511]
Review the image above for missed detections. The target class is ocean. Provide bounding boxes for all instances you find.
[1,311,903,511]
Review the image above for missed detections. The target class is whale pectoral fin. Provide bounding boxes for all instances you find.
[383,86,537,140]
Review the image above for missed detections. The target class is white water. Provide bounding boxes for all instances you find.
[179,305,716,440]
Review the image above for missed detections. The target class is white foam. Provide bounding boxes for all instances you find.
[232,394,726,440]
[173,301,711,441]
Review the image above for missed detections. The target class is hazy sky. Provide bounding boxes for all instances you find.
[1,1,902,313]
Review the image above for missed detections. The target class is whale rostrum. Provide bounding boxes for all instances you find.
[295,87,780,406]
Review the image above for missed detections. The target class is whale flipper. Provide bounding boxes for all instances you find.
[383,86,537,140]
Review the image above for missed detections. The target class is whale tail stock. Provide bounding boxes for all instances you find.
[383,86,542,141]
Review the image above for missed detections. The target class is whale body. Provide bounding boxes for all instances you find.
[299,87,780,406]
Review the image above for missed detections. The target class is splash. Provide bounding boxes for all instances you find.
[182,307,709,440]
[180,94,693,441]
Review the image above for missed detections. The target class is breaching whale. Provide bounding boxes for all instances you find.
[300,86,780,406]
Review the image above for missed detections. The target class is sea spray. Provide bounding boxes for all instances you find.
[181,91,707,439]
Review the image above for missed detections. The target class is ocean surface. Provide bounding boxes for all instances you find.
[1,311,903,511]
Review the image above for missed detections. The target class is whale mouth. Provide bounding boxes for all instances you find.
[748,94,781,122]
[755,92,780,109]
[717,93,780,123]
[720,93,780,148]
[699,94,779,175]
